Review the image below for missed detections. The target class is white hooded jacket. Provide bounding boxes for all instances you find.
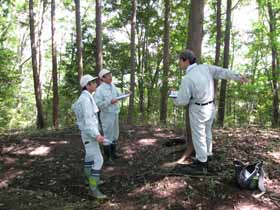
[72,90,100,139]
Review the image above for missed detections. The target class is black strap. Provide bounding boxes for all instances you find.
[195,100,214,106]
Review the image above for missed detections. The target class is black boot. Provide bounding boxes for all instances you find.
[181,159,208,175]
[103,145,114,166]
[111,144,120,159]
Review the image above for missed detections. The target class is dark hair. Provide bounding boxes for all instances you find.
[82,80,97,91]
[179,49,197,64]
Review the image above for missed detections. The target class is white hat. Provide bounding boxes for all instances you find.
[98,69,111,78]
[80,74,97,88]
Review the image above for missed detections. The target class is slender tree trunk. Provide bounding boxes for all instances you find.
[127,0,137,124]
[179,0,204,163]
[29,0,44,129]
[267,1,279,127]
[160,0,170,124]
[217,0,232,127]
[214,0,222,95]
[147,55,161,113]
[96,0,103,75]
[38,0,47,77]
[75,0,83,83]
[51,0,59,129]
[138,25,145,114]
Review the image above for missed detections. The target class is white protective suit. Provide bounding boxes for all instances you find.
[94,82,121,146]
[174,63,242,163]
[72,90,103,174]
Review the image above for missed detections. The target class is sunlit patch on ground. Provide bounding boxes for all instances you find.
[267,151,280,163]
[122,145,137,159]
[2,145,51,156]
[137,138,158,146]
[0,169,24,189]
[29,145,51,156]
[49,140,69,145]
[129,177,186,198]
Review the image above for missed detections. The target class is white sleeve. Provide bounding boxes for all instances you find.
[173,77,192,106]
[94,88,111,110]
[81,97,100,139]
[208,64,241,80]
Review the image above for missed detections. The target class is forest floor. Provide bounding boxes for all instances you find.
[0,125,280,210]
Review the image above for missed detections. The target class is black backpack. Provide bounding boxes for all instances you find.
[234,160,266,192]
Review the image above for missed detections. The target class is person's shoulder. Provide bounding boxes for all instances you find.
[96,83,105,91]
[197,64,210,69]
[182,74,192,83]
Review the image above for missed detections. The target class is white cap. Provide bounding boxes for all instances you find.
[98,69,111,79]
[80,74,97,88]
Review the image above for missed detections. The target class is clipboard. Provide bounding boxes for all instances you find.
[169,91,178,98]
[116,93,131,100]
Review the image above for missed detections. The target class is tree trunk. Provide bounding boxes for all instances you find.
[38,0,47,77]
[96,0,103,75]
[186,0,204,62]
[29,0,44,129]
[138,24,145,114]
[127,0,137,124]
[217,0,232,127]
[147,55,161,113]
[214,0,222,95]
[75,0,83,83]
[267,1,279,127]
[179,0,204,162]
[51,0,59,129]
[160,0,170,124]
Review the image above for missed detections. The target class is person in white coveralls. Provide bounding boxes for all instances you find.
[72,74,107,199]
[94,69,122,165]
[173,49,248,174]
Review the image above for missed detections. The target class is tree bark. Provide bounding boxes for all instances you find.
[127,0,137,124]
[179,0,204,162]
[217,0,232,127]
[75,0,83,83]
[29,0,44,129]
[160,0,170,124]
[51,0,59,129]
[138,24,145,114]
[38,0,47,77]
[267,1,279,127]
[96,0,103,75]
[147,55,161,113]
[214,0,222,95]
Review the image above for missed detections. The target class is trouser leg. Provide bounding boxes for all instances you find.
[189,112,208,163]
[206,117,214,157]
[81,133,105,189]
[101,112,120,162]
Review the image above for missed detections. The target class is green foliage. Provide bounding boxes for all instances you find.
[0,0,279,130]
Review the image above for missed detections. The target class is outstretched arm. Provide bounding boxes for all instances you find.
[208,64,248,83]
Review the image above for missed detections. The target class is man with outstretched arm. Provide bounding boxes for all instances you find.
[172,49,248,174]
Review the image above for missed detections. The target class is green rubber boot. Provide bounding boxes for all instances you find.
[84,165,104,185]
[88,175,107,199]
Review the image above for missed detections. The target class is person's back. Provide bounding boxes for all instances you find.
[186,64,215,105]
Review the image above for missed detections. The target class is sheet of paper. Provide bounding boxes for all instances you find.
[116,93,130,100]
[169,91,178,98]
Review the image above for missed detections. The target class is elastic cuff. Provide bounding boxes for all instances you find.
[91,169,101,176]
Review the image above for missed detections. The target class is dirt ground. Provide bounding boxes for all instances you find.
[0,126,279,210]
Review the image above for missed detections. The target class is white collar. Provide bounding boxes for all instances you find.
[185,63,197,74]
